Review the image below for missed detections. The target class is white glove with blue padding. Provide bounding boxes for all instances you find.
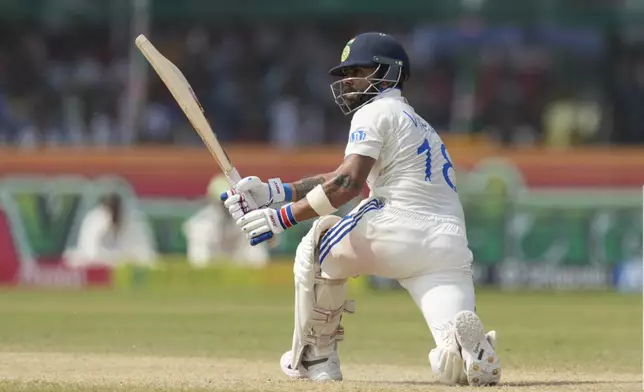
[236,204,298,246]
[220,176,292,220]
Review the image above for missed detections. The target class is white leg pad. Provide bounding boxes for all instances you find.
[290,215,355,369]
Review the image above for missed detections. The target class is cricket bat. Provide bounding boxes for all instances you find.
[135,34,276,246]
[135,34,243,186]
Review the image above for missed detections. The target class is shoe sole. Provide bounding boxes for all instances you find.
[454,311,501,387]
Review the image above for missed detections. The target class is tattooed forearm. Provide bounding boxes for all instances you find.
[292,176,325,201]
[288,155,374,223]
[324,174,360,195]
[318,173,362,208]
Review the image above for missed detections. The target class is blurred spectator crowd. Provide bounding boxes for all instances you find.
[0,20,643,149]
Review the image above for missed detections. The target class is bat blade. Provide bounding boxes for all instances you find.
[135,34,277,248]
[135,34,239,184]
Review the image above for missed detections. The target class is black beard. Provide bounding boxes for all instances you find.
[344,84,380,110]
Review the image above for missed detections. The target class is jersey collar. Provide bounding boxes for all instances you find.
[373,88,407,103]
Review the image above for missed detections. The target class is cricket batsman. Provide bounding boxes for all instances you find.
[220,32,501,386]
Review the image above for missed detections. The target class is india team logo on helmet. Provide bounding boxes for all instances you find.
[341,38,355,62]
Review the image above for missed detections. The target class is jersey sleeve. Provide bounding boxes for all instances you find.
[344,107,386,160]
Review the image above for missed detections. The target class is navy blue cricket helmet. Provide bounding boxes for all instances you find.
[329,32,410,115]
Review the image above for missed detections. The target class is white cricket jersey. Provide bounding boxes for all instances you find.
[344,89,465,221]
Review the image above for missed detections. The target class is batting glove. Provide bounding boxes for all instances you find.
[220,176,292,220]
[236,204,298,246]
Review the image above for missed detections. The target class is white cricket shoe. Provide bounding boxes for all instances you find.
[453,310,501,387]
[280,349,343,381]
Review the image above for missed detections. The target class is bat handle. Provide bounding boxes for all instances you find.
[250,232,274,246]
[226,167,243,185]
[226,167,260,210]
[226,166,277,248]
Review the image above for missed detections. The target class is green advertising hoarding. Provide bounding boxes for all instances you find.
[1,159,640,279]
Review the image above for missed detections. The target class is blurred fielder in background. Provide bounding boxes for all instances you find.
[64,193,158,268]
[183,174,269,268]
[222,32,500,386]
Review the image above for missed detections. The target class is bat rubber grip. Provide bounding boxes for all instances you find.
[250,232,274,246]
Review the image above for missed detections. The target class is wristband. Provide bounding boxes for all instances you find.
[306,184,338,216]
[277,204,298,229]
[283,183,293,202]
[268,178,288,204]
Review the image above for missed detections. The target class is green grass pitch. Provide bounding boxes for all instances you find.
[0,280,640,391]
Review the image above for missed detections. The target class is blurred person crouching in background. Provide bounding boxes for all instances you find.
[63,193,158,268]
[183,175,270,268]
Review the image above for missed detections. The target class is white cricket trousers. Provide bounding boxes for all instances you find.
[319,197,476,347]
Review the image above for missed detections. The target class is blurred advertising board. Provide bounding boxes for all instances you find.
[0,145,642,289]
